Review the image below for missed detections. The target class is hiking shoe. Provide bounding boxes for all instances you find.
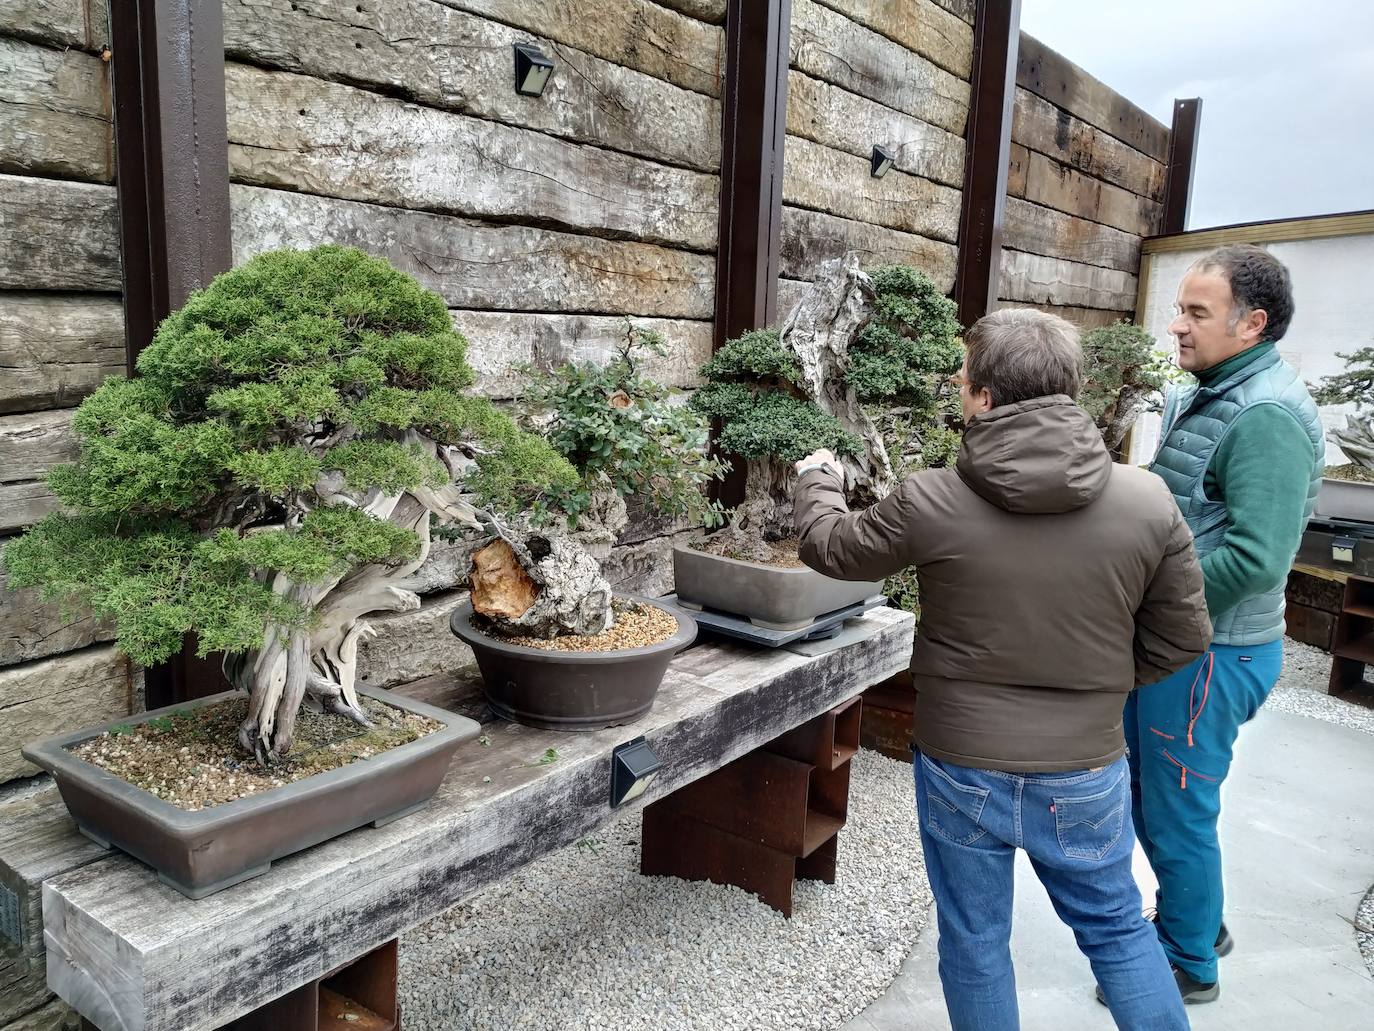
[1094,966,1220,1007]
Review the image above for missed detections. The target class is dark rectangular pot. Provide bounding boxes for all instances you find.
[673,545,882,630]
[21,685,480,898]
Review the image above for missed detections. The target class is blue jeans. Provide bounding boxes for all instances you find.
[1125,639,1282,983]
[915,752,1188,1031]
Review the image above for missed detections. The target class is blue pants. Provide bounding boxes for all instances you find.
[1124,640,1282,984]
[915,753,1188,1031]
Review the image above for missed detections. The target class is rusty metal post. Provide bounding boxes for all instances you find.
[953,0,1021,329]
[108,0,233,707]
[1161,98,1203,235]
[710,0,792,508]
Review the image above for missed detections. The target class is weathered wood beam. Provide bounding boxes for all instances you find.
[1021,150,1163,237]
[230,186,715,319]
[0,486,60,536]
[437,0,724,96]
[0,294,125,415]
[790,0,970,136]
[783,135,961,243]
[780,206,958,292]
[931,0,976,22]
[999,249,1137,312]
[0,0,108,51]
[1161,98,1203,235]
[651,0,726,22]
[1015,33,1168,161]
[953,0,1020,327]
[1011,87,1166,201]
[990,298,1130,330]
[1006,140,1029,195]
[0,177,120,292]
[224,63,719,252]
[221,0,721,173]
[812,0,973,79]
[1002,196,1141,272]
[41,609,913,1031]
[109,0,232,370]
[0,38,112,183]
[0,559,114,669]
[0,412,77,488]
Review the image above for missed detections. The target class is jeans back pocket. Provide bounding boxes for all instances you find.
[919,755,990,846]
[1053,770,1126,861]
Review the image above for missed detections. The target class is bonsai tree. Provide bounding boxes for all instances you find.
[1078,321,1177,451]
[515,319,728,529]
[688,254,962,559]
[2,246,580,763]
[1313,348,1374,470]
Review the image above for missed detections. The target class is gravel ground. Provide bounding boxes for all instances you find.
[399,748,928,1031]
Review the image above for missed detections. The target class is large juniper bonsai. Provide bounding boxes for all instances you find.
[689,255,962,555]
[3,246,578,762]
[1313,348,1374,470]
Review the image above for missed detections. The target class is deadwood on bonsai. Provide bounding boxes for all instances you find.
[1314,347,1374,469]
[3,246,586,763]
[1079,321,1175,452]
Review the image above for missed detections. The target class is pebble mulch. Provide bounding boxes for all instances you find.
[488,602,680,652]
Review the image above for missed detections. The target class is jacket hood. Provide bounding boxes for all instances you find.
[955,395,1113,514]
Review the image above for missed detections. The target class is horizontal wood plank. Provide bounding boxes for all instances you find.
[991,298,1132,330]
[1,997,78,1030]
[0,646,137,783]
[0,411,76,487]
[43,609,913,1031]
[222,0,720,173]
[790,0,969,136]
[813,0,973,79]
[649,0,725,23]
[456,311,711,398]
[1003,196,1141,272]
[780,206,958,293]
[0,560,114,669]
[930,0,975,22]
[0,294,124,415]
[0,176,120,291]
[998,249,1137,312]
[1017,33,1168,161]
[230,185,716,319]
[437,0,723,96]
[1007,141,1029,197]
[225,64,719,252]
[786,70,965,188]
[0,37,111,182]
[0,484,61,535]
[783,134,961,243]
[1012,87,1165,202]
[0,0,107,50]
[1023,150,1163,238]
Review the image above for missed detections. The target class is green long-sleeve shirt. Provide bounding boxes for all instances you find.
[1190,343,1318,617]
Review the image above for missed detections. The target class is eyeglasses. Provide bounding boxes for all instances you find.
[947,372,970,388]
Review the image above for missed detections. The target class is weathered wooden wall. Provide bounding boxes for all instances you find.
[993,32,1168,328]
[777,0,971,311]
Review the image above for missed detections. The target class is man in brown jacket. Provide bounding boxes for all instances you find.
[793,308,1210,1030]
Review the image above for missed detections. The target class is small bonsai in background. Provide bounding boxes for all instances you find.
[1313,347,1374,477]
[1078,321,1177,452]
[516,319,728,529]
[3,246,578,763]
[688,255,963,566]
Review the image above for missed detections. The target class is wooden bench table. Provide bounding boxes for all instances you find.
[25,607,912,1031]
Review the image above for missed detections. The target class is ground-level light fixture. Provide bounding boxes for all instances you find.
[610,736,661,807]
[871,145,895,178]
[514,42,554,97]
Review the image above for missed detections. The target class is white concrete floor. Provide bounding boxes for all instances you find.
[841,707,1374,1030]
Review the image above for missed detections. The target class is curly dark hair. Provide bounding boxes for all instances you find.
[1193,244,1295,343]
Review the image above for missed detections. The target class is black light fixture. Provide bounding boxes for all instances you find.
[610,736,661,807]
[871,145,895,179]
[514,42,554,97]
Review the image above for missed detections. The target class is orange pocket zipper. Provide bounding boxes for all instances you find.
[1162,749,1217,791]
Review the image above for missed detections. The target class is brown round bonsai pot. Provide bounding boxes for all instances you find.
[449,594,697,731]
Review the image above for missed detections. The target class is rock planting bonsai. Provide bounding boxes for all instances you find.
[4,245,583,764]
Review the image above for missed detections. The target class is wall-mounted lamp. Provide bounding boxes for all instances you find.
[610,736,661,807]
[871,145,895,179]
[514,42,554,97]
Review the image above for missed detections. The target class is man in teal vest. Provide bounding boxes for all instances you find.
[1123,245,1324,1004]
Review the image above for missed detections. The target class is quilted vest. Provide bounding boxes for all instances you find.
[1150,347,1323,646]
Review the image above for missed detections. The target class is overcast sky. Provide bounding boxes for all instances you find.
[1018,1,1374,230]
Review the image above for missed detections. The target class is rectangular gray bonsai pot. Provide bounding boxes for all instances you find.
[672,544,883,630]
[1315,476,1374,522]
[22,685,480,899]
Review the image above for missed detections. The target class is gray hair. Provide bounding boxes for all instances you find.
[1190,244,1295,342]
[965,308,1083,408]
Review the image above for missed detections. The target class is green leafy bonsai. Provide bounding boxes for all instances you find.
[3,246,576,762]
[516,320,728,529]
[688,256,962,560]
